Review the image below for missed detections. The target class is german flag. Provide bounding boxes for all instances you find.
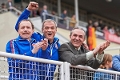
[87,26,96,50]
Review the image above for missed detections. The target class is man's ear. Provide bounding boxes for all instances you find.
[83,36,86,42]
[83,38,85,42]
[69,35,71,39]
[32,29,34,33]
[42,29,44,33]
[55,28,57,33]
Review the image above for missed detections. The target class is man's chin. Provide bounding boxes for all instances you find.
[73,44,80,47]
[46,37,53,40]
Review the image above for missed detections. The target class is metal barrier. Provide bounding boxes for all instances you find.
[0,51,64,80]
[64,62,120,80]
[1,51,120,80]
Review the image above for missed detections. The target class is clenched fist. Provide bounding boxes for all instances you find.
[27,2,38,11]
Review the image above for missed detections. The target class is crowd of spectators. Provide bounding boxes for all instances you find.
[28,4,77,29]
[87,20,120,37]
[29,3,120,38]
[0,0,14,12]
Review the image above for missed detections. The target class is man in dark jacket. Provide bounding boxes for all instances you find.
[59,27,110,79]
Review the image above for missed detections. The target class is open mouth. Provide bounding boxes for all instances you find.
[47,33,52,36]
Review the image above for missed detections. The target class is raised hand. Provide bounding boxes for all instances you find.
[93,41,110,56]
[27,2,38,11]
[32,42,44,54]
[82,43,89,50]
[41,38,48,50]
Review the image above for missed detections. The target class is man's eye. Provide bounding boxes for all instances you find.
[27,27,30,29]
[73,34,77,37]
[45,27,49,29]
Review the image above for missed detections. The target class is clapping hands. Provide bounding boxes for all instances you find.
[32,38,48,54]
[93,40,110,56]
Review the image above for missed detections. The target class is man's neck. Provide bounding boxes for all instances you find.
[75,46,81,50]
[49,39,53,44]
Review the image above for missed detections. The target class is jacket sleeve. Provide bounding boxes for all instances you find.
[58,43,87,65]
[112,56,120,71]
[59,43,101,69]
[15,9,30,31]
[87,57,101,69]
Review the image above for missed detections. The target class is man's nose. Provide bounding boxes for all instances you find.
[48,28,52,31]
[75,36,79,40]
[24,27,28,31]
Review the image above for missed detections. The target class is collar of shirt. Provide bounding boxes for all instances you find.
[75,47,81,50]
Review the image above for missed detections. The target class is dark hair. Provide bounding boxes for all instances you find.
[42,19,57,29]
[18,19,34,30]
[100,54,112,69]
[70,27,86,38]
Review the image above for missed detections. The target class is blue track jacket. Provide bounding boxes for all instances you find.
[6,36,42,80]
[112,55,120,72]
[14,8,60,80]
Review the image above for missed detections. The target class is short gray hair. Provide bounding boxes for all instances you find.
[42,19,57,29]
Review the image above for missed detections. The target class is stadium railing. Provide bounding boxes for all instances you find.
[1,51,120,80]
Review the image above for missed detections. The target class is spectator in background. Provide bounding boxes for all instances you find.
[98,20,104,31]
[93,21,99,31]
[116,28,120,37]
[59,27,110,80]
[1,3,6,9]
[103,25,109,33]
[36,7,42,16]
[93,54,113,80]
[103,25,108,32]
[86,20,96,50]
[86,20,93,50]
[1,3,7,12]
[69,14,77,28]
[31,9,37,17]
[6,19,47,79]
[49,10,56,20]
[59,10,67,24]
[109,26,115,35]
[6,0,13,11]
[111,55,120,72]
[41,5,49,22]
[102,25,109,38]
[15,2,60,80]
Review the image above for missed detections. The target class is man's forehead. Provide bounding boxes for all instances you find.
[73,29,85,33]
[20,21,31,25]
[44,21,55,25]
[72,29,85,35]
[43,21,56,28]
